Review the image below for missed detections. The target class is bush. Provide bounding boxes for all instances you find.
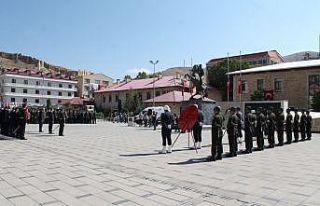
[250,90,264,101]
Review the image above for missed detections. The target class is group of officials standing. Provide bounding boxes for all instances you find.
[158,104,313,160]
[209,106,313,161]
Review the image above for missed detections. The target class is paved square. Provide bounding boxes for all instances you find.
[1,122,320,206]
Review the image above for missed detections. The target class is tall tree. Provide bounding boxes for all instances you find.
[123,91,143,115]
[207,59,249,101]
[124,75,132,80]
[136,71,148,79]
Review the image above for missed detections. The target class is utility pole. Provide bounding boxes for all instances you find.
[149,60,159,107]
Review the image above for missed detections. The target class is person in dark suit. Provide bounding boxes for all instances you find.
[160,105,174,154]
[293,109,300,142]
[47,108,54,134]
[193,104,204,149]
[306,110,312,140]
[57,109,65,136]
[285,108,293,144]
[38,108,45,132]
[276,108,285,146]
[300,109,307,141]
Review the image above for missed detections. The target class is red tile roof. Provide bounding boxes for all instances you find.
[144,91,215,103]
[96,76,188,93]
[207,50,284,64]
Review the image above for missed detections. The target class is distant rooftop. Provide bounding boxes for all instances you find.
[227,59,320,75]
[96,75,189,93]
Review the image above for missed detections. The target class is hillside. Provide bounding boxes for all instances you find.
[0,51,77,76]
[161,67,191,77]
[283,51,320,62]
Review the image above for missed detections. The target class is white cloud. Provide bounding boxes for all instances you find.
[125,68,151,76]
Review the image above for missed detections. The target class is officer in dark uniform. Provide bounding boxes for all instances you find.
[244,107,254,154]
[256,107,265,151]
[160,105,174,154]
[300,109,307,141]
[9,108,17,137]
[293,109,300,142]
[267,108,276,148]
[285,108,293,144]
[38,108,45,132]
[193,104,204,149]
[306,110,312,140]
[227,107,239,157]
[276,108,285,146]
[57,109,65,136]
[47,108,54,134]
[2,107,10,136]
[236,107,243,141]
[17,105,27,140]
[208,106,224,161]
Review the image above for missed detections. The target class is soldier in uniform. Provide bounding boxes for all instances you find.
[193,104,204,149]
[285,108,293,144]
[227,107,239,157]
[47,108,54,134]
[300,109,307,141]
[38,108,45,132]
[256,107,265,151]
[57,109,65,136]
[266,108,276,148]
[276,108,285,146]
[16,105,27,140]
[306,110,312,140]
[208,106,224,161]
[244,108,255,154]
[293,109,300,142]
[236,107,243,142]
[160,105,174,154]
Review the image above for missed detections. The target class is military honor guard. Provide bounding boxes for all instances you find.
[293,109,300,142]
[306,110,312,140]
[208,106,224,161]
[227,107,239,157]
[276,108,285,146]
[256,107,266,151]
[285,108,293,144]
[300,109,307,141]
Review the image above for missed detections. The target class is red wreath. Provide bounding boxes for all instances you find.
[178,105,199,132]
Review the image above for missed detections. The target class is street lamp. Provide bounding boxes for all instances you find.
[149,60,159,107]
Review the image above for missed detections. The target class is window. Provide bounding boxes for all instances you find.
[109,95,112,102]
[162,91,166,94]
[36,81,40,86]
[156,91,160,96]
[48,82,52,87]
[257,79,264,90]
[23,89,28,94]
[241,80,248,93]
[95,80,101,84]
[35,90,40,94]
[58,92,62,96]
[147,92,151,99]
[23,98,27,103]
[47,91,51,95]
[59,83,63,88]
[35,99,39,104]
[85,79,90,84]
[115,95,119,102]
[274,79,283,92]
[24,80,28,85]
[103,81,109,86]
[58,100,62,104]
[68,84,72,89]
[258,60,262,64]
[262,59,267,64]
[103,96,106,103]
[11,88,16,93]
[68,92,72,97]
[11,79,16,83]
[11,98,15,103]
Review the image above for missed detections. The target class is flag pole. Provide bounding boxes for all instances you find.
[239,51,242,105]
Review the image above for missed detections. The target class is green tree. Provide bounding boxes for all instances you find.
[311,92,320,111]
[207,59,249,101]
[250,90,264,101]
[124,91,143,115]
[136,71,148,79]
[124,75,132,80]
[46,99,52,108]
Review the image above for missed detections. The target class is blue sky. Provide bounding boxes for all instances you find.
[0,0,319,79]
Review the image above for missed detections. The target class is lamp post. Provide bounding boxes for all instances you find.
[149,60,159,107]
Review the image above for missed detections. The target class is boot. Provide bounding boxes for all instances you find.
[197,142,201,149]
[167,145,172,153]
[159,146,166,154]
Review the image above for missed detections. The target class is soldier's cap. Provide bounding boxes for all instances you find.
[286,108,291,112]
[214,106,221,111]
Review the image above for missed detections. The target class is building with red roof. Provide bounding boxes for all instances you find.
[94,75,193,113]
[207,50,284,68]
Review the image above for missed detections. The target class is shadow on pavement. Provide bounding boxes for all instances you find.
[168,157,209,165]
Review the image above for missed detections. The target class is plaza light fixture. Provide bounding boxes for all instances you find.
[149,60,159,107]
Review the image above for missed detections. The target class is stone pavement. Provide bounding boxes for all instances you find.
[0,122,320,206]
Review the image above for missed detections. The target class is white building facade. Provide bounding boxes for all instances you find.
[0,73,77,107]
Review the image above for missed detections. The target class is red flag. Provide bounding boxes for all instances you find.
[237,80,242,95]
[181,80,185,97]
[226,80,230,98]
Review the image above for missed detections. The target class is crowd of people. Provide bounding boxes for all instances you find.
[158,104,313,161]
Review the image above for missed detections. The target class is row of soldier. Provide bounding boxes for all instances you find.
[209,106,312,161]
[28,108,97,125]
[0,106,70,139]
